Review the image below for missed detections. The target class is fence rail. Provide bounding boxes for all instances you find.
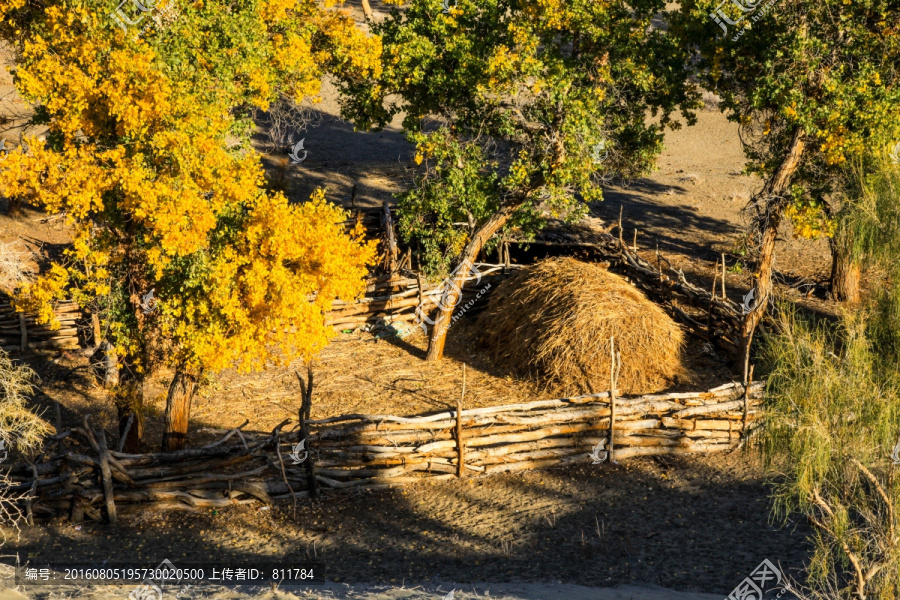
[1,380,764,522]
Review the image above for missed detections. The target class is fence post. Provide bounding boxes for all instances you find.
[19,313,27,352]
[456,365,466,478]
[743,364,755,434]
[609,337,619,463]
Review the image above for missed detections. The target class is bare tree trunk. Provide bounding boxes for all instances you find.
[738,128,806,369]
[296,364,318,499]
[830,238,861,303]
[161,369,199,452]
[5,197,22,216]
[93,341,143,453]
[115,367,144,453]
[425,200,525,362]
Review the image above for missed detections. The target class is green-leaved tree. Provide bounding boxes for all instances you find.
[344,0,701,360]
[673,0,900,367]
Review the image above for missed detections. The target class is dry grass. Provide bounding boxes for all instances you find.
[476,257,685,395]
[0,348,52,454]
[0,240,34,294]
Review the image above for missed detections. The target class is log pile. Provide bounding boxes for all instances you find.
[3,381,763,521]
[2,418,308,522]
[0,299,82,354]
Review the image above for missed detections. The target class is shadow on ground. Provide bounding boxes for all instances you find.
[253,105,414,209]
[10,451,812,595]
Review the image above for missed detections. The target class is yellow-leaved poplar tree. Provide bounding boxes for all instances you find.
[0,0,380,450]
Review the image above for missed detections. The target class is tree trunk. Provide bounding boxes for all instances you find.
[161,369,200,452]
[297,364,318,499]
[738,128,807,370]
[93,340,119,389]
[830,238,860,303]
[5,197,22,216]
[425,200,526,361]
[115,368,144,453]
[94,341,143,453]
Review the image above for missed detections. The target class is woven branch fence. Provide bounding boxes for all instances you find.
[0,212,748,354]
[0,299,81,354]
[1,380,763,523]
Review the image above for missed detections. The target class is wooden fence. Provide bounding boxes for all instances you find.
[2,380,763,523]
[0,299,81,354]
[0,211,748,355]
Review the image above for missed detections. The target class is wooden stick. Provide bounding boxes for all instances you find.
[457,365,466,478]
[307,390,622,425]
[609,337,617,463]
[743,364,755,433]
[117,414,134,453]
[707,262,719,338]
[81,417,100,453]
[91,313,101,349]
[416,272,425,318]
[656,243,662,288]
[96,429,117,524]
[721,252,727,298]
[201,419,250,449]
[618,206,623,245]
[54,401,63,455]
[360,0,374,21]
[275,432,297,517]
[19,313,27,352]
[25,461,38,525]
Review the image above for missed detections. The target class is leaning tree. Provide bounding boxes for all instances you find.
[0,0,379,450]
[341,0,701,361]
[673,0,900,365]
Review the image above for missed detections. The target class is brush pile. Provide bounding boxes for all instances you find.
[477,258,685,395]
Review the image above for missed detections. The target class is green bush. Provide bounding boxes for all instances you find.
[761,303,900,599]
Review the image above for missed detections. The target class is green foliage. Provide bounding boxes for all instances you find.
[834,160,900,269]
[398,129,543,276]
[673,0,900,236]
[762,298,900,597]
[760,163,900,597]
[345,0,700,275]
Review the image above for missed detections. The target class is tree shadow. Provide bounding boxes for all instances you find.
[594,180,742,264]
[9,449,813,595]
[252,105,414,210]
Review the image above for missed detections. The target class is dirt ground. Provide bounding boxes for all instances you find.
[0,2,831,596]
[7,452,811,597]
[1,581,727,600]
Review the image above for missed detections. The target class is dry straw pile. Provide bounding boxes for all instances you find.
[477,257,684,395]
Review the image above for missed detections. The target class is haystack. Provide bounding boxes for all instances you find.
[476,257,684,395]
